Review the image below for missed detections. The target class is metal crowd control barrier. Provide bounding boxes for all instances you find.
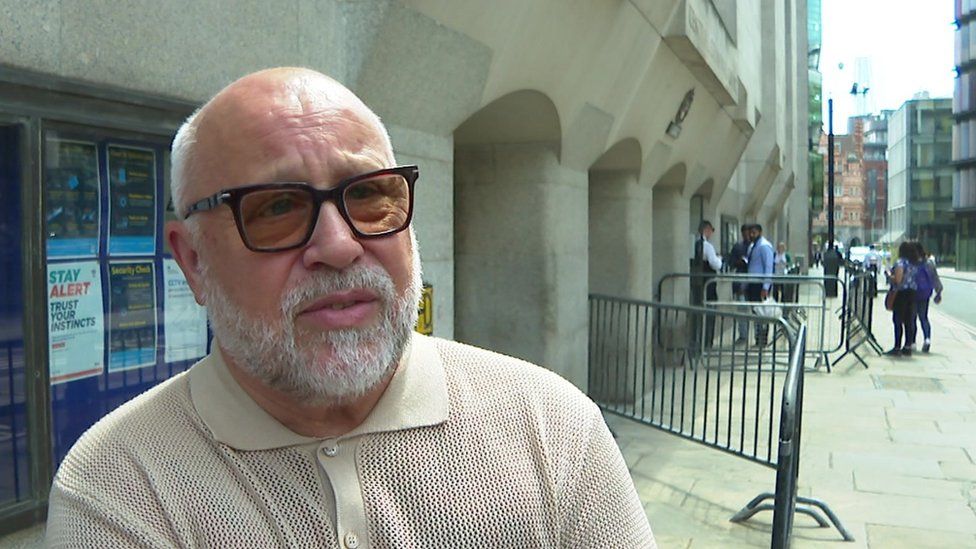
[832,263,883,368]
[656,273,846,371]
[0,338,27,503]
[588,295,851,546]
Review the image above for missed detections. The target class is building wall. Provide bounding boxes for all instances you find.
[887,104,910,242]
[0,0,810,387]
[888,99,954,258]
[954,1,976,270]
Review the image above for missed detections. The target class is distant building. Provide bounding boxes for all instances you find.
[954,2,976,270]
[886,98,954,259]
[807,0,824,254]
[813,127,869,246]
[852,112,892,243]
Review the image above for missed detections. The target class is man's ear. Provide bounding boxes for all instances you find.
[166,220,206,306]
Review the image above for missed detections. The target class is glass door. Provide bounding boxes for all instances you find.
[0,124,31,509]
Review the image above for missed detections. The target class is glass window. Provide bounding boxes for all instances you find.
[917,143,934,166]
[43,123,209,469]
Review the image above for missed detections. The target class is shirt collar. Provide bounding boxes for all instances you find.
[189,332,449,451]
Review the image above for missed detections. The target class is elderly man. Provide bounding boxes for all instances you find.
[45,68,654,548]
[746,224,775,346]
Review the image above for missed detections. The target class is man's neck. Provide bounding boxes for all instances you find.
[222,349,396,438]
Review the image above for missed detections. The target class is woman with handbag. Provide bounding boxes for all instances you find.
[910,242,943,353]
[886,241,920,356]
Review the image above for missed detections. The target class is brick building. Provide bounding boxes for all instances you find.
[813,125,870,246]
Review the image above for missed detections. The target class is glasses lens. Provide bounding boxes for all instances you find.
[343,173,410,235]
[238,188,315,249]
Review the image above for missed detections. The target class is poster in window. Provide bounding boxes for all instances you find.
[107,145,157,255]
[44,139,100,258]
[162,258,208,363]
[47,261,105,384]
[108,261,158,372]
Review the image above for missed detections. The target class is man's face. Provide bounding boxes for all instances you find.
[748,228,760,242]
[171,73,420,404]
[702,226,714,239]
[741,230,749,242]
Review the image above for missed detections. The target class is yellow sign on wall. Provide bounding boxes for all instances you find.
[415,283,433,335]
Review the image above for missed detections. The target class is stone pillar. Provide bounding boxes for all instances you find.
[588,170,653,300]
[454,142,588,388]
[652,186,691,305]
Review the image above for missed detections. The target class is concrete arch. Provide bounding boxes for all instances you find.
[590,138,642,171]
[454,89,587,387]
[651,163,690,303]
[588,138,652,300]
[455,89,562,149]
[653,162,687,191]
[692,178,716,200]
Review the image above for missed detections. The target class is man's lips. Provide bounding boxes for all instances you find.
[296,289,381,329]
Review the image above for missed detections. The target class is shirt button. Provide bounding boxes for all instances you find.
[321,444,338,457]
[344,532,360,548]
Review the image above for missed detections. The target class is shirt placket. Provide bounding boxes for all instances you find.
[317,437,369,549]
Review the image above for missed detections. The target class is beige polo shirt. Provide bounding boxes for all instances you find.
[47,334,654,548]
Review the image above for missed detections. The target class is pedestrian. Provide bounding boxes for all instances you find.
[885,241,920,356]
[910,241,943,353]
[694,220,723,347]
[746,224,775,346]
[728,224,752,344]
[863,244,881,296]
[45,68,655,547]
[772,241,791,303]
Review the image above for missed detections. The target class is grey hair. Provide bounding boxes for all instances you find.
[170,107,203,224]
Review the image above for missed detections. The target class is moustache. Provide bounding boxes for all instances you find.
[281,265,397,319]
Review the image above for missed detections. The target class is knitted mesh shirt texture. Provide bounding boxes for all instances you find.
[46,337,655,548]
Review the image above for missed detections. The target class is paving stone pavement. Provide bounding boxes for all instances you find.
[616,289,976,548]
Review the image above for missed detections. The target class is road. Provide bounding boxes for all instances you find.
[933,275,976,329]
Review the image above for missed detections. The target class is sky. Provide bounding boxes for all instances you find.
[819,0,956,130]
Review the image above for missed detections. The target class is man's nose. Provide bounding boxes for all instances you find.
[301,201,364,270]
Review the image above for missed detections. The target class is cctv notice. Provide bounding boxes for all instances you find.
[47,260,105,384]
[162,258,208,363]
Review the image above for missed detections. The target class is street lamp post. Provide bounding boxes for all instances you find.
[827,98,835,250]
[823,98,841,297]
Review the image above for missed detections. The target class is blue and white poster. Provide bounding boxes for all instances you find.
[44,139,100,258]
[107,145,157,255]
[48,261,105,384]
[108,261,158,372]
[162,259,208,363]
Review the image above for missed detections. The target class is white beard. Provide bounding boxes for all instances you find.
[199,245,422,406]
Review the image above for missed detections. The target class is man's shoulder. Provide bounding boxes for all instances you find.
[53,369,202,485]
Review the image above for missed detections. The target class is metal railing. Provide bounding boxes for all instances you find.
[588,295,852,546]
[656,272,845,370]
[832,262,883,367]
[0,338,29,506]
